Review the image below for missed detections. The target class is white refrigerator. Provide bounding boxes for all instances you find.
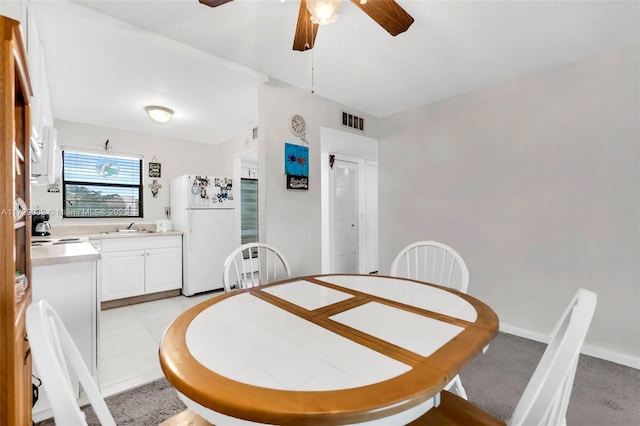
[171,175,237,295]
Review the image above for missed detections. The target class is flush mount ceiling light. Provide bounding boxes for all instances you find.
[145,105,174,124]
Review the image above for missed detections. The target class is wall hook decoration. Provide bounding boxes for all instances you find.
[149,155,161,178]
[148,179,162,198]
[96,139,119,177]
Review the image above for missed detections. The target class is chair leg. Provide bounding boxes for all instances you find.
[444,375,468,400]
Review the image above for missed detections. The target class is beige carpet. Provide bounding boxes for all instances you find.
[35,378,186,425]
[462,333,640,426]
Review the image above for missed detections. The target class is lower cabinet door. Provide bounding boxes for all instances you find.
[145,247,182,293]
[101,250,145,301]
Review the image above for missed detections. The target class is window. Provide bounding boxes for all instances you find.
[240,178,258,253]
[62,150,143,218]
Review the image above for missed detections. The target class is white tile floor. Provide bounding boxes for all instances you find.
[98,291,219,397]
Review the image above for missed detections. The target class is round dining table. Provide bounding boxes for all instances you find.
[159,274,499,425]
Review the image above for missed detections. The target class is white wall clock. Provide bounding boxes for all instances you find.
[289,114,306,138]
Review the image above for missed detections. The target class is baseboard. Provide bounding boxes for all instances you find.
[499,323,640,370]
[101,289,181,310]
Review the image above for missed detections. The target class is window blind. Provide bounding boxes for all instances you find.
[62,150,143,218]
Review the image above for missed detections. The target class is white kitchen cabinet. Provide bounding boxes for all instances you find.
[101,250,145,301]
[100,236,182,302]
[145,247,182,294]
[26,5,58,185]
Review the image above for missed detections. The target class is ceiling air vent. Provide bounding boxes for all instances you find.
[342,111,364,132]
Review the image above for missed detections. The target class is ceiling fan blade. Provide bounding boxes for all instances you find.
[198,0,234,8]
[293,0,319,51]
[351,0,414,36]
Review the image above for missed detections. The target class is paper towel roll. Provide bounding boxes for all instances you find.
[156,220,168,232]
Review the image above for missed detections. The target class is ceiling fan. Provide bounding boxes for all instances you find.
[198,0,414,51]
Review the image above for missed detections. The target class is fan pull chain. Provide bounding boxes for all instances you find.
[311,48,315,94]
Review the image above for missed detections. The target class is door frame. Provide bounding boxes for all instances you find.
[320,126,379,274]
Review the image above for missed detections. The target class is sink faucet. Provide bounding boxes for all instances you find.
[127,222,135,230]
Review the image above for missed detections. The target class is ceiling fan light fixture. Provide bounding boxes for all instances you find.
[145,105,174,124]
[306,0,341,25]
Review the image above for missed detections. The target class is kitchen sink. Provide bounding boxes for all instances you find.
[101,230,154,235]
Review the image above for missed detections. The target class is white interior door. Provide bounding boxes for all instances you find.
[333,159,359,273]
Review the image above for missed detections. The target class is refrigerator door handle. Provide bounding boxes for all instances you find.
[187,210,193,251]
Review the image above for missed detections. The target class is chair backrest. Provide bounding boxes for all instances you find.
[223,242,292,292]
[26,300,116,426]
[509,289,597,426]
[390,241,469,293]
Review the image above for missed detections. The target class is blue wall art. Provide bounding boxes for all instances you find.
[285,143,309,190]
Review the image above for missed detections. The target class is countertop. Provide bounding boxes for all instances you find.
[84,230,183,240]
[32,242,100,267]
[31,229,183,266]
[43,224,183,241]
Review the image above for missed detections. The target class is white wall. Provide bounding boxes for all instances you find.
[32,120,221,225]
[257,79,379,276]
[378,46,640,367]
[0,1,28,25]
[208,129,258,177]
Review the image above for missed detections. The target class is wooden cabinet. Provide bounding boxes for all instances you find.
[14,313,32,422]
[101,236,182,302]
[1,16,34,426]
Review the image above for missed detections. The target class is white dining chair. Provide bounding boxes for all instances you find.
[223,242,292,292]
[26,300,210,426]
[390,240,469,293]
[390,240,470,398]
[411,288,598,426]
[27,299,116,426]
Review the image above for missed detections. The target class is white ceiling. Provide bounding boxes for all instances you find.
[30,0,639,145]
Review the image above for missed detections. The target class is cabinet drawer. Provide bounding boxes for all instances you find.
[101,235,181,252]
